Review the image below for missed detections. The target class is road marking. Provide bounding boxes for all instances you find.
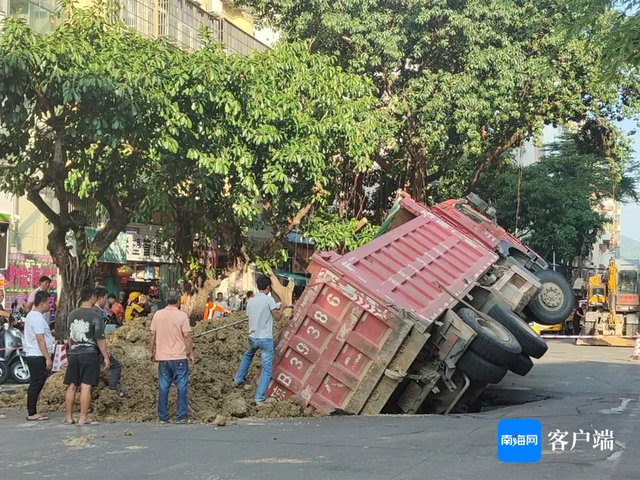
[600,398,632,414]
[486,386,532,391]
[240,458,313,464]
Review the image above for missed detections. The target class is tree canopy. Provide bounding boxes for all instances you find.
[476,130,639,269]
[566,0,640,72]
[241,0,640,214]
[0,2,385,320]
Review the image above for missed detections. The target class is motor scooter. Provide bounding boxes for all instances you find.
[0,302,30,384]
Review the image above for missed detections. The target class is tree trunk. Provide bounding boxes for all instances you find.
[265,265,294,318]
[49,228,93,339]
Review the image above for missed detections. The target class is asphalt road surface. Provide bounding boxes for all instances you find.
[2,341,640,480]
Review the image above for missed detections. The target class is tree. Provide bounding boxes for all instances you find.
[476,130,639,274]
[0,5,189,332]
[565,0,640,72]
[241,0,640,212]
[302,213,377,254]
[139,41,386,278]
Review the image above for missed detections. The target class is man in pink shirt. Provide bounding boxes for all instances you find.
[148,290,194,423]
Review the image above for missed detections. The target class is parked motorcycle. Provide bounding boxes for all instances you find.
[0,302,30,384]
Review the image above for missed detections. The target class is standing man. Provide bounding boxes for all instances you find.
[64,286,110,426]
[93,287,126,398]
[234,276,284,406]
[572,303,586,336]
[148,290,194,424]
[24,291,53,421]
[25,276,52,327]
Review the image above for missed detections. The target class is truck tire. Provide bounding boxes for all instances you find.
[509,354,534,376]
[488,304,548,359]
[457,349,509,384]
[458,308,521,365]
[527,270,573,325]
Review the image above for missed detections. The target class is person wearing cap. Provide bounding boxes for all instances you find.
[148,290,194,423]
[125,292,145,322]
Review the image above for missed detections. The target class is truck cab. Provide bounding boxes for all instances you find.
[378,193,574,326]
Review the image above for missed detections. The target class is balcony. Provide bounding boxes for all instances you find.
[0,0,268,55]
[122,0,268,54]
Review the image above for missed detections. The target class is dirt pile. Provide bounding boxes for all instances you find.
[1,313,311,423]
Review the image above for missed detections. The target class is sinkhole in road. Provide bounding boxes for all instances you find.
[471,386,560,413]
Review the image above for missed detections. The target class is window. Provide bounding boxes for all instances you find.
[9,0,56,34]
[458,205,488,225]
[618,270,638,295]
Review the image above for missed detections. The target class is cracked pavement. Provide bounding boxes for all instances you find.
[2,341,640,480]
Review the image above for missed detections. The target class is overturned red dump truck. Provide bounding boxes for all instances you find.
[266,195,550,415]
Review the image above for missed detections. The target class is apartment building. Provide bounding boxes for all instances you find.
[0,0,268,54]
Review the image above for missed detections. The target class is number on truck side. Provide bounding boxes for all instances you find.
[326,294,340,307]
[314,311,328,324]
[307,325,321,339]
[290,357,304,370]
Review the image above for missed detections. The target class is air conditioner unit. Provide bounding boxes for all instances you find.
[207,0,223,16]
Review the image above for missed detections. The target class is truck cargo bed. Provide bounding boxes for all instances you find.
[267,206,498,414]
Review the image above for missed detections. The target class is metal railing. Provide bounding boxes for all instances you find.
[121,0,268,54]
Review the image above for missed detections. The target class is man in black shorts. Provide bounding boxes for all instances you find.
[64,286,110,425]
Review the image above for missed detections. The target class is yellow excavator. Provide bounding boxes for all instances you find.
[579,258,640,346]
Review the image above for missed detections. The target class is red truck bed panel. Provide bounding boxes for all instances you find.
[267,197,497,413]
[333,202,497,325]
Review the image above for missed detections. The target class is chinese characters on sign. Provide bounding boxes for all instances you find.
[125,233,171,263]
[2,254,58,294]
[547,429,615,451]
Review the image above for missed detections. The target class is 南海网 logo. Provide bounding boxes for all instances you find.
[497,418,542,463]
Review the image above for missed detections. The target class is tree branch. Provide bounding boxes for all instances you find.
[26,174,62,230]
[467,131,524,192]
[257,200,315,258]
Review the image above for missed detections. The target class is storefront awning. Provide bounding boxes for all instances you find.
[273,270,310,286]
[86,228,127,264]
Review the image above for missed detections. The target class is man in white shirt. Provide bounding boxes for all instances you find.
[24,290,53,421]
[213,292,229,320]
[233,276,284,405]
[25,276,52,327]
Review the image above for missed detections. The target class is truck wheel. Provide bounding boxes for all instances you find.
[488,304,548,359]
[458,308,521,365]
[527,270,573,325]
[457,349,509,384]
[0,362,8,384]
[509,354,534,376]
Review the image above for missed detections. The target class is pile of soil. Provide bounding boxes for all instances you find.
[0,313,311,424]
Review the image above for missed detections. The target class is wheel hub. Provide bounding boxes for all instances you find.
[13,364,29,380]
[539,282,564,311]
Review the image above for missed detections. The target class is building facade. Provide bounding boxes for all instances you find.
[0,0,268,54]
